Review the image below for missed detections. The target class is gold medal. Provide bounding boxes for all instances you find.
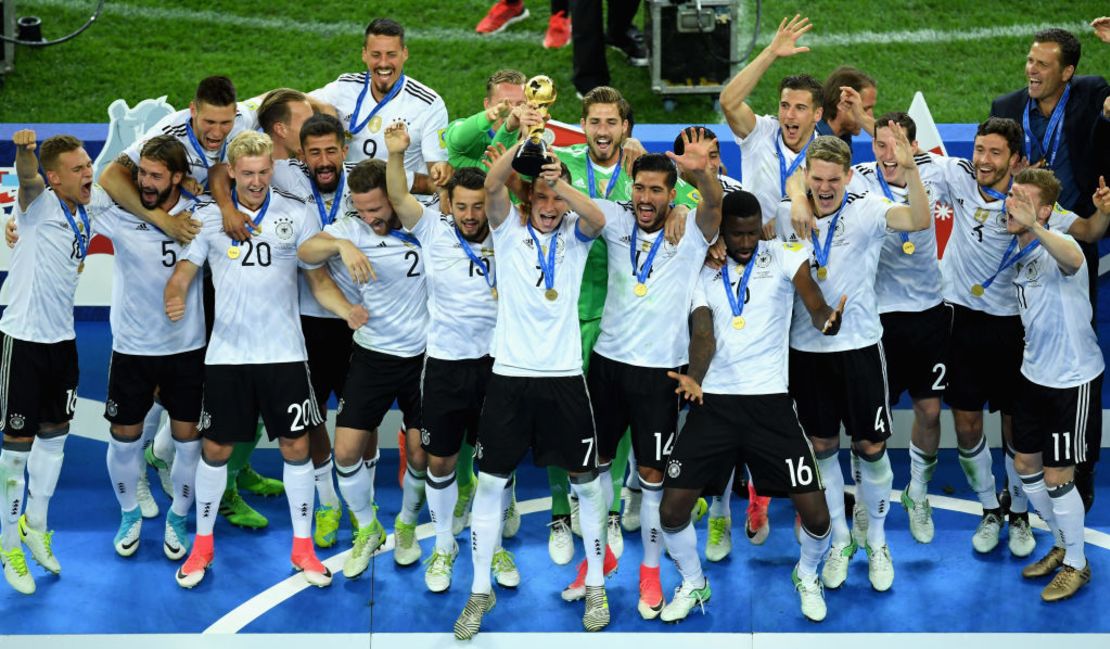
[970,283,985,297]
[817,266,828,280]
[732,316,745,330]
[902,241,915,255]
[252,227,262,236]
[634,283,648,297]
[544,288,558,301]
[490,287,498,300]
[77,261,85,274]
[228,246,241,260]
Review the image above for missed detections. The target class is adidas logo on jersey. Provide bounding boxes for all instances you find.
[135,222,150,231]
[377,241,389,248]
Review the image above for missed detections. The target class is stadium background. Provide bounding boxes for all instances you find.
[0,1,1109,646]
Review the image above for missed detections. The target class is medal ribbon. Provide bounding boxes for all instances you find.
[230,188,271,246]
[526,220,557,292]
[1023,83,1070,169]
[776,131,814,198]
[389,229,421,247]
[585,151,622,199]
[875,162,912,247]
[57,196,90,259]
[630,222,665,288]
[721,242,759,320]
[454,224,495,292]
[349,73,407,136]
[184,120,228,180]
[980,238,1040,291]
[809,193,849,272]
[311,168,345,227]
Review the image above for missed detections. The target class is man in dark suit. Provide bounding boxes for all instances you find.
[991,27,1110,513]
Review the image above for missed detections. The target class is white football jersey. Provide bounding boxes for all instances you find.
[310,73,448,170]
[491,205,611,377]
[270,159,362,319]
[323,214,429,358]
[593,201,713,368]
[720,173,743,195]
[736,114,810,225]
[777,192,893,352]
[419,207,498,361]
[98,195,205,356]
[848,153,944,313]
[182,189,320,365]
[1012,237,1104,388]
[0,186,113,343]
[122,105,256,189]
[692,242,809,395]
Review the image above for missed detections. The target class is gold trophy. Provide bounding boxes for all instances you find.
[511,75,557,177]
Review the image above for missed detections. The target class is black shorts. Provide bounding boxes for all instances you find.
[475,373,598,476]
[0,333,78,437]
[943,304,1023,414]
[880,302,953,403]
[587,352,680,470]
[199,362,321,444]
[789,344,893,443]
[105,348,205,425]
[663,393,821,497]
[335,345,422,432]
[301,315,354,420]
[1012,373,1102,468]
[421,355,493,458]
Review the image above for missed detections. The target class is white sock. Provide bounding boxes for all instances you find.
[400,466,427,525]
[625,454,640,490]
[799,523,831,580]
[152,417,175,464]
[106,435,143,512]
[1049,482,1086,569]
[639,479,663,568]
[500,474,515,525]
[958,437,999,509]
[170,439,200,517]
[570,474,607,587]
[858,448,893,549]
[597,463,614,520]
[815,451,850,545]
[0,445,29,549]
[662,520,704,588]
[336,461,376,527]
[1020,471,1058,544]
[426,469,457,553]
[709,469,734,518]
[470,472,509,595]
[1003,443,1028,514]
[194,457,228,537]
[141,403,165,447]
[907,442,936,502]
[850,449,863,486]
[284,459,314,538]
[364,450,379,506]
[25,433,67,530]
[314,456,341,510]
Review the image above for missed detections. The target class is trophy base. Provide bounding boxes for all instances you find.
[511,141,553,178]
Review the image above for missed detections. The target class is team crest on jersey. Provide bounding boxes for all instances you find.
[106,400,119,417]
[274,217,295,242]
[666,459,682,479]
[756,251,772,268]
[1020,260,1041,282]
[7,414,25,430]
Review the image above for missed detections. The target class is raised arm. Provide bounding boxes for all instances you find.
[384,122,425,228]
[666,127,723,241]
[719,14,812,139]
[792,258,845,334]
[537,158,605,238]
[483,140,521,229]
[1069,176,1110,242]
[881,121,931,232]
[13,130,45,210]
[1009,187,1085,276]
[298,231,376,284]
[304,266,369,330]
[164,260,201,322]
[99,155,201,244]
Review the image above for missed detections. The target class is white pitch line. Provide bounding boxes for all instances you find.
[21,0,1094,48]
[203,491,1109,635]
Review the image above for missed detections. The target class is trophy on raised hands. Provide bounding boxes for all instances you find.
[511,75,557,177]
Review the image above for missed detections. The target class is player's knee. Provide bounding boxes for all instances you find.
[1043,467,1073,489]
[1012,452,1039,475]
[201,439,233,464]
[109,424,143,442]
[658,494,692,530]
[638,465,663,484]
[278,435,310,462]
[913,399,942,428]
[427,453,456,477]
[809,436,839,455]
